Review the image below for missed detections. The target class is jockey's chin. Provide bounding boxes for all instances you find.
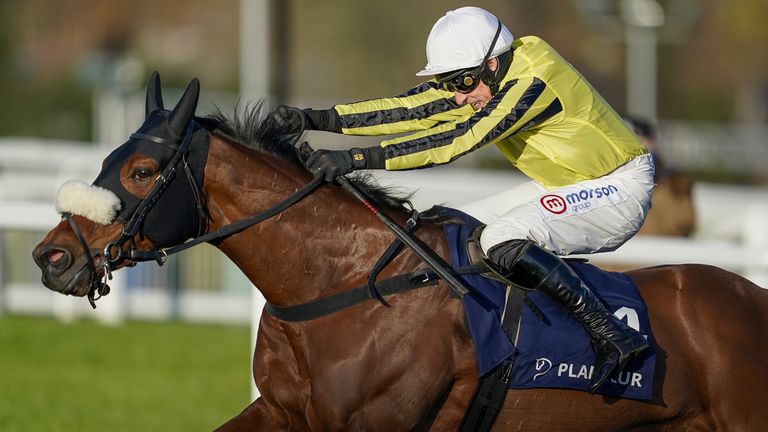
[470,100,488,110]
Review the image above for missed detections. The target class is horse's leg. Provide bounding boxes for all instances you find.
[215,398,286,432]
[215,315,309,431]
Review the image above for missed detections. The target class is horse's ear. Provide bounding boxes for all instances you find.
[145,71,164,117]
[168,78,200,137]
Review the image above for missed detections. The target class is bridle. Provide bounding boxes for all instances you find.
[62,126,199,307]
[62,116,480,312]
[64,124,323,308]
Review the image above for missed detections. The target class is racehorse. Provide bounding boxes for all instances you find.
[639,169,696,237]
[33,73,768,431]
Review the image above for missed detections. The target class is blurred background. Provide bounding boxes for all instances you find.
[1,0,767,430]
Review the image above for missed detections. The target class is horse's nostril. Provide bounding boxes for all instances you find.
[33,246,73,277]
[48,250,66,264]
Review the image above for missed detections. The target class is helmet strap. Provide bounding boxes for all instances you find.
[435,18,511,95]
[481,49,513,95]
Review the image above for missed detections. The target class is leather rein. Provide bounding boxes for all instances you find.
[64,127,323,308]
[66,126,477,318]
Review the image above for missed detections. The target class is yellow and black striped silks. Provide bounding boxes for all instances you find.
[334,81,473,135]
[332,36,648,190]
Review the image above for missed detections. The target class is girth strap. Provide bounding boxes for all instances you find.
[459,286,529,432]
[265,264,486,322]
[265,270,438,322]
[459,358,514,431]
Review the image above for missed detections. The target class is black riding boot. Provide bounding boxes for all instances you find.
[486,239,650,393]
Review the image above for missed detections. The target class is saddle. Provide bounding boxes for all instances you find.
[439,207,657,430]
[465,227,511,284]
[465,226,541,329]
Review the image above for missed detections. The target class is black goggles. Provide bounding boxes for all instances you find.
[438,69,483,93]
[437,19,502,93]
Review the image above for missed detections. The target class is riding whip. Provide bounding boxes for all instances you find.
[298,142,498,308]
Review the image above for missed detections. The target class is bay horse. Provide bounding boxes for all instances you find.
[638,169,696,237]
[33,73,768,431]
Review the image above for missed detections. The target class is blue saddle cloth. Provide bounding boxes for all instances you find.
[438,206,656,400]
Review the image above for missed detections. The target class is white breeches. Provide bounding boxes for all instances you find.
[457,154,655,256]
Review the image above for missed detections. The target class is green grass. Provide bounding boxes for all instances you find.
[0,315,251,431]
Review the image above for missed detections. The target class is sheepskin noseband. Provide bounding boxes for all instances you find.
[55,180,122,225]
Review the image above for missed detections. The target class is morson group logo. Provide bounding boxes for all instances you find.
[565,184,619,204]
[540,184,623,215]
[539,194,567,214]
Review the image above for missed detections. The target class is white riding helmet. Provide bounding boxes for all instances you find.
[416,7,514,76]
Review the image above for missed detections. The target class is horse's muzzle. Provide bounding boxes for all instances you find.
[32,244,92,296]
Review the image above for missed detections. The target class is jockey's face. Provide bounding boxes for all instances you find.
[453,79,493,111]
[453,58,497,111]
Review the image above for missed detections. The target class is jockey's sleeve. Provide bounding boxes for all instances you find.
[380,76,561,170]
[332,81,474,135]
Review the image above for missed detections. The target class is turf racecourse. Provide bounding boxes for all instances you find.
[0,315,251,431]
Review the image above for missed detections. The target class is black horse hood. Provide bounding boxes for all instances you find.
[91,72,210,248]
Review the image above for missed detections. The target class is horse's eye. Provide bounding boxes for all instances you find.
[132,168,153,181]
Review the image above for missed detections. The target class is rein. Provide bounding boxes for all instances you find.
[70,120,480,314]
[69,172,322,308]
[66,125,324,308]
[127,175,324,263]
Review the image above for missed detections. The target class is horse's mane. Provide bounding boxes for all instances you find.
[203,103,415,211]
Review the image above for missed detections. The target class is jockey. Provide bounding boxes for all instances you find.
[269,6,652,392]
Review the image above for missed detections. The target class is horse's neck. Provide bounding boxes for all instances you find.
[202,136,412,306]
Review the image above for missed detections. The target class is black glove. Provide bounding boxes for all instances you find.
[268,105,308,135]
[306,147,385,182]
[268,106,343,135]
[306,149,356,182]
